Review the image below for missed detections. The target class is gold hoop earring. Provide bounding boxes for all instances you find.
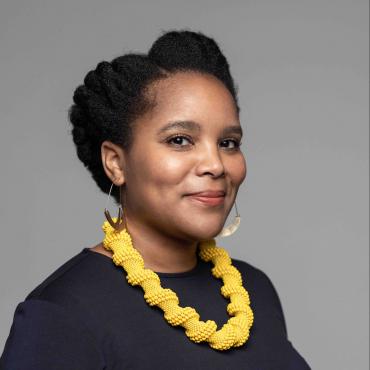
[216,201,241,238]
[104,182,126,232]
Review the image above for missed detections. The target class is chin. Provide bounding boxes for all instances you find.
[190,226,223,242]
[174,215,225,241]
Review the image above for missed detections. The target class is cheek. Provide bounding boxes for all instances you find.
[228,155,247,186]
[153,155,189,184]
[130,149,190,193]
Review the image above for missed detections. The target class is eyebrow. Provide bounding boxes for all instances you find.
[157,120,243,137]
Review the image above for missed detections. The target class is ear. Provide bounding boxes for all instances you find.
[101,140,127,185]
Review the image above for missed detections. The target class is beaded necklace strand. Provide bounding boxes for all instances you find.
[102,219,254,351]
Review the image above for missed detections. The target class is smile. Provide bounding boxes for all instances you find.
[187,195,225,206]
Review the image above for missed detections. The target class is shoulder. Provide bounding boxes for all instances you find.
[231,256,279,292]
[231,257,288,336]
[1,248,128,367]
[9,248,123,353]
[24,248,122,310]
[230,256,284,304]
[1,298,106,368]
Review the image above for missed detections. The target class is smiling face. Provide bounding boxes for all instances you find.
[107,71,246,242]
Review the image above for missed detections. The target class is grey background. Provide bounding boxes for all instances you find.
[0,0,368,369]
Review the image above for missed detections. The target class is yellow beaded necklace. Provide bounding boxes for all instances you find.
[102,218,254,351]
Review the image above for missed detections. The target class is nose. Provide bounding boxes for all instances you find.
[195,142,225,178]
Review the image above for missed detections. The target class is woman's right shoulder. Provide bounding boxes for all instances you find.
[25,246,118,304]
[1,293,106,369]
[0,246,115,368]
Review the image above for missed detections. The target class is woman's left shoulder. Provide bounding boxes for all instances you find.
[231,257,288,330]
[231,257,283,302]
[231,257,278,288]
[231,257,312,369]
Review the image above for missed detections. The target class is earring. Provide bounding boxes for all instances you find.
[216,201,241,238]
[104,181,127,232]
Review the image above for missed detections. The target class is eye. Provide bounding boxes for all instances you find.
[166,134,193,147]
[165,135,242,150]
[220,139,242,150]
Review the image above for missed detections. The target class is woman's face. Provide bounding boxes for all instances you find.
[118,71,246,242]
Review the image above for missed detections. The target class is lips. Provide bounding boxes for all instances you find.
[186,190,226,197]
[186,190,226,206]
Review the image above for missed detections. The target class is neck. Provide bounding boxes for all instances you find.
[100,213,199,274]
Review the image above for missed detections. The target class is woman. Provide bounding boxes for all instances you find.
[1,29,311,369]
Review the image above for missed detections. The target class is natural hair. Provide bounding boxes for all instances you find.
[68,29,240,204]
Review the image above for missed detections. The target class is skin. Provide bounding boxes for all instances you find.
[90,71,247,273]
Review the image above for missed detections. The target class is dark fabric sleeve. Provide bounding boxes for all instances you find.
[255,269,312,369]
[256,268,289,337]
[0,299,105,370]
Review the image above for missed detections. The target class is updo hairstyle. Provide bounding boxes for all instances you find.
[68,29,240,204]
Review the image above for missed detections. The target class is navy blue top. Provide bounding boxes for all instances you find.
[1,247,311,369]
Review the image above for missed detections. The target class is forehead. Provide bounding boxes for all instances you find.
[139,71,238,128]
